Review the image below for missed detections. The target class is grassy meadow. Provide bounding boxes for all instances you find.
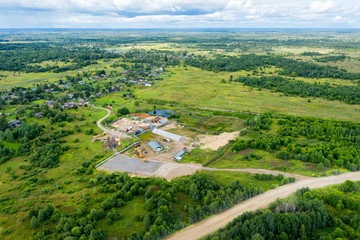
[136,66,360,122]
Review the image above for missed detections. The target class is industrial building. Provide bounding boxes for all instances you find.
[152,128,185,141]
[173,150,187,161]
[148,141,163,152]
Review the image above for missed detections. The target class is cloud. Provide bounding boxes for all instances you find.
[334,15,343,21]
[310,0,335,13]
[0,0,359,28]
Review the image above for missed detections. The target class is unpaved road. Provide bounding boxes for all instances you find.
[165,172,360,240]
[203,167,310,181]
[93,106,129,139]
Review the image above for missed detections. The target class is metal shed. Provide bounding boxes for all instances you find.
[173,150,186,161]
[148,141,163,152]
[152,128,185,141]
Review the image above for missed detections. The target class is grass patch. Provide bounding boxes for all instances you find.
[209,171,282,191]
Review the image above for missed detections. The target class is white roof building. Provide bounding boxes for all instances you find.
[152,128,185,141]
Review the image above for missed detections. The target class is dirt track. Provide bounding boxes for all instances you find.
[93,106,129,139]
[203,167,310,181]
[165,172,360,240]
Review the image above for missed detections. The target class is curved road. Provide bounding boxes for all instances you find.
[93,106,129,139]
[165,171,360,240]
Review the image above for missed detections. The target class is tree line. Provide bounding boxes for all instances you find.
[235,75,360,104]
[184,54,360,80]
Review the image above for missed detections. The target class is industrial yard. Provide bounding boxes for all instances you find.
[96,109,244,179]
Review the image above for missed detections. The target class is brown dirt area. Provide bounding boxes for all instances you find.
[197,131,240,150]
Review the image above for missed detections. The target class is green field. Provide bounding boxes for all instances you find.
[136,66,360,122]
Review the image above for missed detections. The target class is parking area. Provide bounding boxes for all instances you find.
[98,155,163,175]
[97,154,203,180]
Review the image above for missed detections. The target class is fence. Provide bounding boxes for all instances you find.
[95,141,139,168]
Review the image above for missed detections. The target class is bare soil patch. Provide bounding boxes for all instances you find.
[198,131,240,150]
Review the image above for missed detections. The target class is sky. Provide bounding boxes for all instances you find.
[0,0,359,28]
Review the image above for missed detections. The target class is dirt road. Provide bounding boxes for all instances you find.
[93,106,129,139]
[165,172,360,240]
[203,167,310,181]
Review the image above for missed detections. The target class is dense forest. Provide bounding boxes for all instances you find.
[234,75,360,104]
[231,114,360,171]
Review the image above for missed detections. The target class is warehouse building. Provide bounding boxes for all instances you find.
[173,150,187,161]
[148,141,163,153]
[152,128,185,141]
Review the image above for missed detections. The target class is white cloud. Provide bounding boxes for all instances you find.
[310,0,335,13]
[0,0,359,28]
[334,15,343,21]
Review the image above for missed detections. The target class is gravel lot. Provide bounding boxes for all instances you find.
[98,155,163,175]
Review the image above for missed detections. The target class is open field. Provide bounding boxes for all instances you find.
[136,66,360,122]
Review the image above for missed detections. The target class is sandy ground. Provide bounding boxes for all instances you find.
[165,171,360,240]
[160,121,182,131]
[155,162,202,180]
[197,130,240,150]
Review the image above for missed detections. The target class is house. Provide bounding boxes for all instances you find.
[9,120,21,128]
[148,141,162,152]
[34,112,43,118]
[96,92,103,97]
[144,83,152,87]
[66,102,75,108]
[46,100,54,106]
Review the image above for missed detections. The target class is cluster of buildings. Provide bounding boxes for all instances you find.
[111,113,169,135]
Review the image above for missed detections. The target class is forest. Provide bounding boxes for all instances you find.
[230,114,360,171]
[0,43,120,73]
[11,171,271,240]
